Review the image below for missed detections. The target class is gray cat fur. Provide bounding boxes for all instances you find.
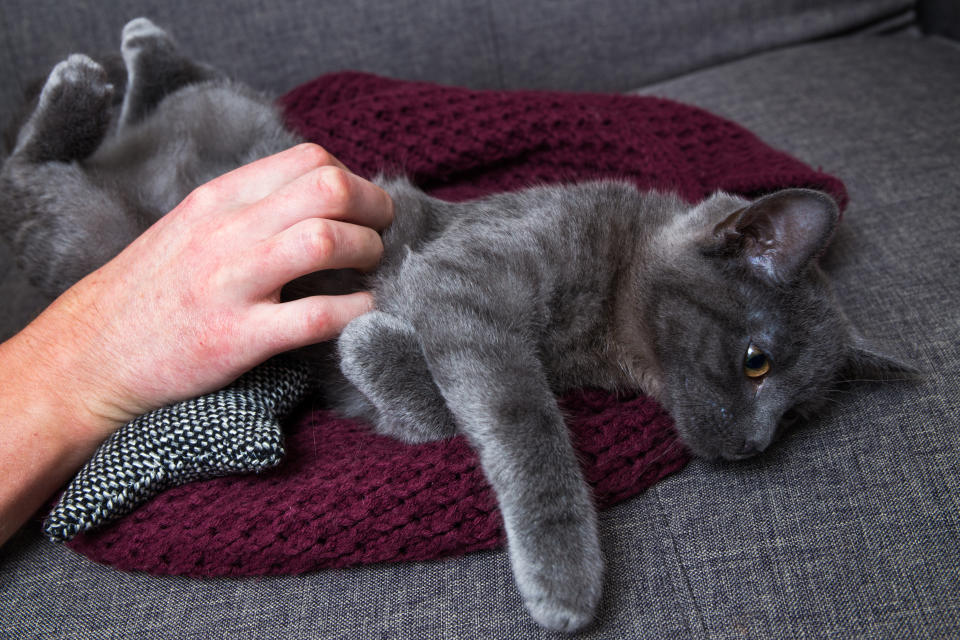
[0,18,908,634]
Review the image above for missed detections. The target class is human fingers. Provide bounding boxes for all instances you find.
[205,143,350,207]
[248,164,394,235]
[251,291,375,352]
[246,218,384,297]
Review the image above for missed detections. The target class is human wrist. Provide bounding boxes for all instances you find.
[0,318,122,546]
[10,288,132,449]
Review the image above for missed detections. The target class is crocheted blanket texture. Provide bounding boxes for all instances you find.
[66,72,846,577]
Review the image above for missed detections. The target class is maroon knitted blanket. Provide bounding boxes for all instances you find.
[67,73,846,577]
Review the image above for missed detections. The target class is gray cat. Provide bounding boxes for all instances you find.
[0,19,909,633]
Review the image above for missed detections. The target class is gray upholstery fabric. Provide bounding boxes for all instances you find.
[2,33,958,639]
[0,0,914,131]
[919,0,960,40]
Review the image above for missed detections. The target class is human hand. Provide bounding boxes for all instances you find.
[21,143,393,443]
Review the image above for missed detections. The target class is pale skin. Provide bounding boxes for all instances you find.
[0,143,393,547]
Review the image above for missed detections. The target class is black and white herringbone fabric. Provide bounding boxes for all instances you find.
[44,359,315,543]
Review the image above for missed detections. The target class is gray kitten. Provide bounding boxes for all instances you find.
[0,19,909,633]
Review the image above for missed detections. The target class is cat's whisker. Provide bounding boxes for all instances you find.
[643,437,686,466]
[840,376,922,384]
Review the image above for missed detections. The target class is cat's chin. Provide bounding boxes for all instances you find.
[670,428,763,462]
[717,449,761,462]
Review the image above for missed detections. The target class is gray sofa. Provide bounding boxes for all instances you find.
[2,1,958,638]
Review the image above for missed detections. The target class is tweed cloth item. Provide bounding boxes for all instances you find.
[60,72,847,576]
[44,359,313,542]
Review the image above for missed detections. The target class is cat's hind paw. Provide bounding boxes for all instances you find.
[119,17,214,128]
[42,55,112,99]
[15,54,113,162]
[121,17,174,61]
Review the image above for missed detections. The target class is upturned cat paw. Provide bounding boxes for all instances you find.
[119,17,213,127]
[121,17,174,59]
[15,54,113,162]
[42,55,112,99]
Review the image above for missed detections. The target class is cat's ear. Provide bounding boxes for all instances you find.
[711,189,839,283]
[842,330,922,382]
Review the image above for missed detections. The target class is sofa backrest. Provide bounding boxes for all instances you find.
[919,0,960,40]
[0,0,915,132]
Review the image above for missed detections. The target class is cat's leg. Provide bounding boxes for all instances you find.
[411,307,603,632]
[118,17,217,128]
[338,311,457,443]
[1,56,141,297]
[11,54,114,163]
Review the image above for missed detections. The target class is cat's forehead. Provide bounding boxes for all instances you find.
[659,254,834,348]
[694,191,750,223]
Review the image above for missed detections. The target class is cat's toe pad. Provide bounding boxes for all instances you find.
[40,55,112,107]
[122,17,168,44]
[121,17,173,58]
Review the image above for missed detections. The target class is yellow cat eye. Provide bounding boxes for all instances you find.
[744,344,771,379]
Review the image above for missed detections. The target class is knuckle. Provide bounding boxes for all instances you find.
[280,304,335,348]
[362,227,385,262]
[301,218,337,258]
[315,165,352,210]
[305,304,334,336]
[181,181,220,212]
[295,142,334,169]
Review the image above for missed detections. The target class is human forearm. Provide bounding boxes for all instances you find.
[0,303,121,547]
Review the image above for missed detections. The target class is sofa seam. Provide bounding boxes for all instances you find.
[655,483,708,638]
[482,0,506,89]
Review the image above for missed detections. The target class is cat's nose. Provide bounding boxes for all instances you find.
[738,440,764,458]
[737,431,774,458]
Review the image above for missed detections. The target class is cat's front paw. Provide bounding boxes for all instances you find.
[511,518,605,633]
[518,555,604,633]
[339,311,456,443]
[526,592,601,634]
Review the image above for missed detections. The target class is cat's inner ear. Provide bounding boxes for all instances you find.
[712,189,839,282]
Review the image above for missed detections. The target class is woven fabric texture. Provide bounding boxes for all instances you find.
[60,72,846,576]
[279,72,848,208]
[44,360,314,542]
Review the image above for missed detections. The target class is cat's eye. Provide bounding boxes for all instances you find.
[744,344,771,379]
